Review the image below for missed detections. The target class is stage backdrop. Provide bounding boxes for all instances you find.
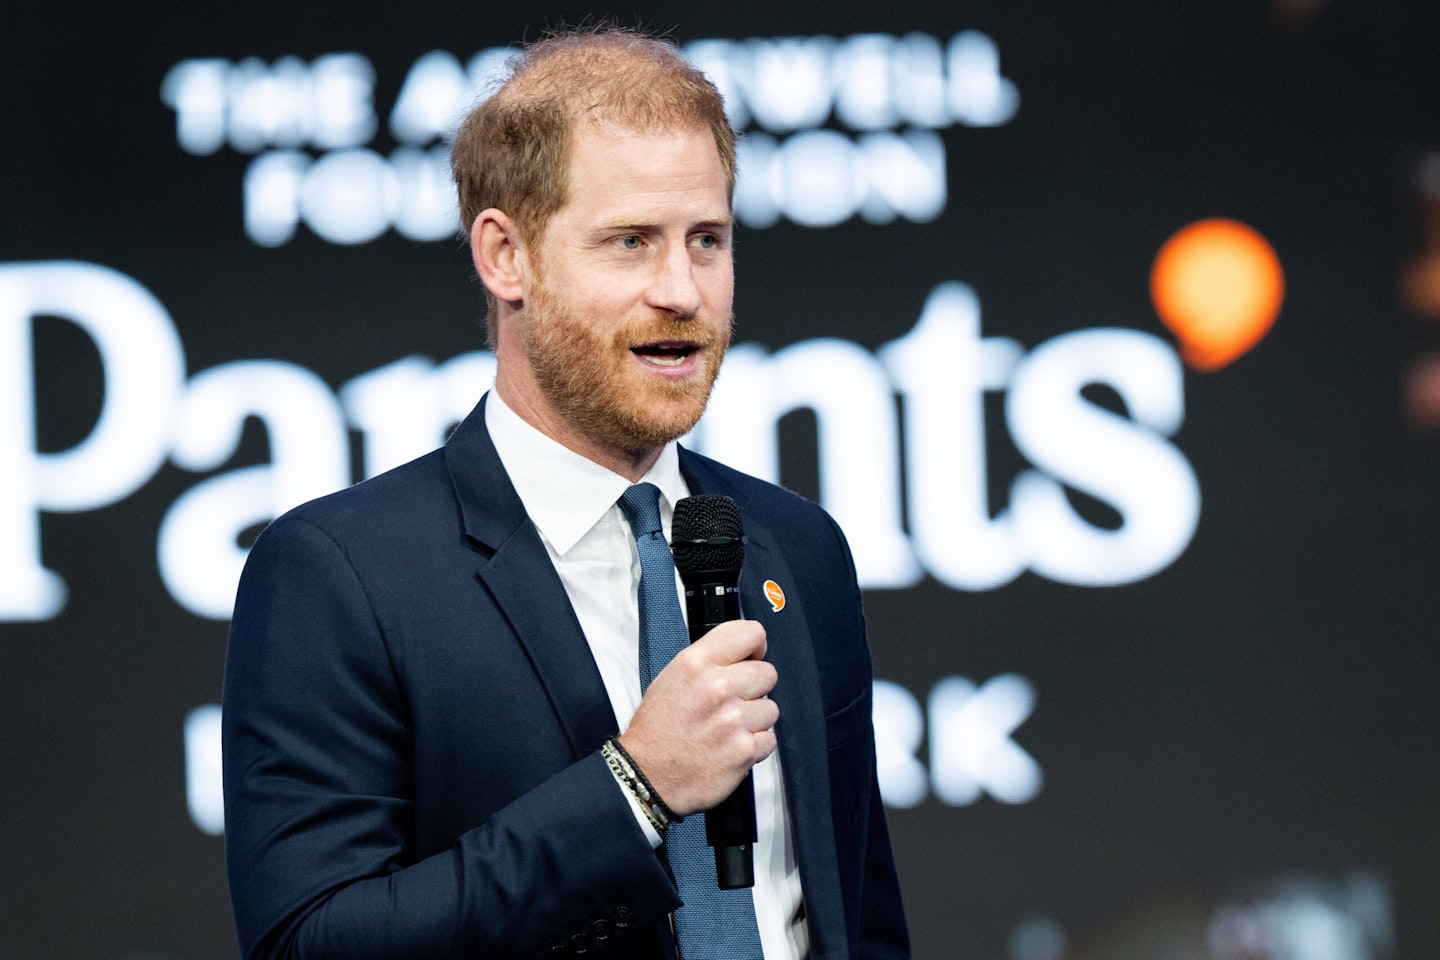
[4,2,1440,958]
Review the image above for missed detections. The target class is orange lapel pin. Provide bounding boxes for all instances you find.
[762,579,786,613]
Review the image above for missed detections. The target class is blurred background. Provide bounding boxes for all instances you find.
[4,1,1440,958]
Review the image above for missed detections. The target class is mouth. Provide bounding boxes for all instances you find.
[630,341,701,368]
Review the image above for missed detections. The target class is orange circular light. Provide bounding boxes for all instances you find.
[1150,218,1284,371]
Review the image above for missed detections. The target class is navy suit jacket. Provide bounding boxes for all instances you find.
[223,396,909,959]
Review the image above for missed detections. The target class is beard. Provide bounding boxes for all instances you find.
[521,273,733,457]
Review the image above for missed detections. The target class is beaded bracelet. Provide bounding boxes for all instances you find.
[608,739,683,825]
[602,741,667,833]
[603,739,683,830]
[602,740,669,833]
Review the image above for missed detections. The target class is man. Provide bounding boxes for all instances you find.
[223,27,908,960]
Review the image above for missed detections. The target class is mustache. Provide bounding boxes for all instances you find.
[617,312,734,348]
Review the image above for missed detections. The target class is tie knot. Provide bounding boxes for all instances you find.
[617,482,664,540]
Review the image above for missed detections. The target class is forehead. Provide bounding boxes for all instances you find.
[554,121,731,226]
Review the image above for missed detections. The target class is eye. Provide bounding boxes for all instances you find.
[694,235,716,249]
[620,235,642,250]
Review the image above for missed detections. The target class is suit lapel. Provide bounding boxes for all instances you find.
[680,451,849,958]
[443,416,847,954]
[444,397,620,758]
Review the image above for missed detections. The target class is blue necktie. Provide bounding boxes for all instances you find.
[616,483,765,960]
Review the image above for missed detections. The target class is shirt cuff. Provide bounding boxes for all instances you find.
[606,757,663,848]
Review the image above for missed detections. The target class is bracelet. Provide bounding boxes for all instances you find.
[602,739,683,830]
[608,739,683,825]
[604,743,667,834]
[602,740,668,833]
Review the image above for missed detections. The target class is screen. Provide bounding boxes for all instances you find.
[4,2,1439,958]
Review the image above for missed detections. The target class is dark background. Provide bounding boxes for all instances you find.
[3,2,1439,958]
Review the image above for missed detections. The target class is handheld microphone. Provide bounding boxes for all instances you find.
[670,495,756,891]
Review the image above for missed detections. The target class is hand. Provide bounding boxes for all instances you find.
[617,620,779,816]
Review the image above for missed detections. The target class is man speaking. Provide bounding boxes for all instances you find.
[223,27,909,960]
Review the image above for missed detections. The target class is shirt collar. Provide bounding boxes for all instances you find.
[485,390,689,556]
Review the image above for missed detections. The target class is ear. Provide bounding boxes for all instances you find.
[470,208,529,304]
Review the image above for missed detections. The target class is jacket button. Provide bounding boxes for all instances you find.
[567,932,591,955]
[591,918,611,941]
[612,905,634,928]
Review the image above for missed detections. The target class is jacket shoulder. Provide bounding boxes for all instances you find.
[679,446,843,542]
[257,448,458,558]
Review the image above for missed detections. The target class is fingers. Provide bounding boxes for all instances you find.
[738,696,780,750]
[751,728,779,765]
[668,620,776,700]
[618,620,781,814]
[690,618,768,666]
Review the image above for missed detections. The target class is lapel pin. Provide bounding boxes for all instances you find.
[762,579,786,612]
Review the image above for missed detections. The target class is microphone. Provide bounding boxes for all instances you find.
[670,495,757,891]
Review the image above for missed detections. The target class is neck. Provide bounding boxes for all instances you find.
[492,374,664,483]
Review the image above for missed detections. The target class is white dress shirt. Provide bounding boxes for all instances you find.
[485,391,807,960]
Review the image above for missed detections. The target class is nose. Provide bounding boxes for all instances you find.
[644,243,702,320]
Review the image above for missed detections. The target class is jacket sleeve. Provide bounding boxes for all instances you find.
[222,514,681,960]
[823,511,911,960]
[856,769,910,960]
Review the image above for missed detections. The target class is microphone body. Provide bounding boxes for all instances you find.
[671,496,757,891]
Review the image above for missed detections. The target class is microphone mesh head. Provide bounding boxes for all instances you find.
[671,496,745,574]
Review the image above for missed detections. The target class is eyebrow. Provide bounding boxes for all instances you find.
[591,214,734,234]
[692,216,734,233]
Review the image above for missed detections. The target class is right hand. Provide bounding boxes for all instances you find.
[616,619,779,816]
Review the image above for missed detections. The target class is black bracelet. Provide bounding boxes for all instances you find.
[609,739,683,825]
[602,741,668,833]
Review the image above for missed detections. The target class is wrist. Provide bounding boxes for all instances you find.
[602,738,682,833]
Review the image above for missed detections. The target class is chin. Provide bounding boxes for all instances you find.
[604,389,711,452]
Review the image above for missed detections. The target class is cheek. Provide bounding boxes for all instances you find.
[568,273,643,319]
[704,266,735,311]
